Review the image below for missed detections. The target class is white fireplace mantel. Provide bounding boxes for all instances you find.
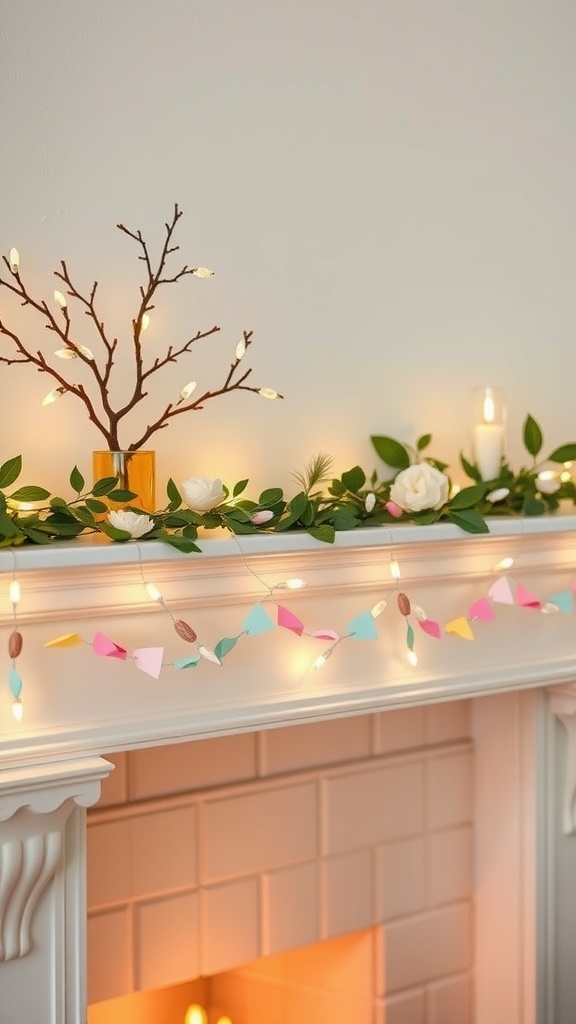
[1,515,576,767]
[1,517,576,1024]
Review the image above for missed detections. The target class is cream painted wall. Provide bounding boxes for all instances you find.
[1,1,576,499]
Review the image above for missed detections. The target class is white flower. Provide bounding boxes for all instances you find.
[107,509,154,538]
[181,476,225,511]
[389,463,449,512]
[536,472,560,495]
[486,487,510,504]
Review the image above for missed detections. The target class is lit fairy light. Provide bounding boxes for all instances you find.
[11,699,23,722]
[191,267,214,278]
[235,337,246,360]
[273,578,307,591]
[41,386,67,406]
[493,556,515,571]
[144,582,163,602]
[9,247,20,272]
[389,558,401,581]
[141,313,151,332]
[9,580,21,605]
[371,599,387,618]
[177,380,197,405]
[407,650,418,667]
[53,289,67,309]
[258,388,280,400]
[54,348,78,360]
[184,1005,208,1024]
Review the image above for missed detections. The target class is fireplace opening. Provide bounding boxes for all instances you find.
[87,706,473,1023]
[87,929,378,1024]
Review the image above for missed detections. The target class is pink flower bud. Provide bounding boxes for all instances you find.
[251,509,274,525]
[385,500,403,518]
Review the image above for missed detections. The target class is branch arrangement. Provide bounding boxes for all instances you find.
[0,204,282,451]
[1,414,576,552]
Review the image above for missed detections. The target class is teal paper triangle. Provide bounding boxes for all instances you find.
[548,590,573,614]
[173,655,200,669]
[8,667,22,698]
[345,611,378,640]
[406,622,415,651]
[242,603,275,636]
[214,636,239,660]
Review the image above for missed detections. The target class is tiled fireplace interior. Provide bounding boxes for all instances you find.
[86,701,473,1024]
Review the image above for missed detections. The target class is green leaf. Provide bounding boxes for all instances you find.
[0,511,21,537]
[330,509,360,530]
[163,534,202,553]
[19,525,53,544]
[460,453,481,482]
[222,518,256,535]
[341,466,366,492]
[523,414,543,457]
[548,444,576,464]
[522,495,545,516]
[259,487,284,505]
[9,486,51,502]
[447,510,490,534]
[97,522,132,541]
[232,478,249,497]
[92,476,120,497]
[0,456,22,489]
[416,433,432,451]
[69,466,85,493]
[71,506,98,527]
[50,496,68,507]
[107,489,137,503]
[448,484,487,510]
[328,479,346,497]
[85,498,109,513]
[370,436,411,470]
[307,524,336,544]
[166,478,182,507]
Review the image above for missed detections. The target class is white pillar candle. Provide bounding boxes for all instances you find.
[472,387,505,481]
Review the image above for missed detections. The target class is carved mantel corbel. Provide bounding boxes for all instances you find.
[549,684,576,834]
[0,756,113,1024]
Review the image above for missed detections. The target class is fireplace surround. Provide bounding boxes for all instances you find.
[2,518,576,1022]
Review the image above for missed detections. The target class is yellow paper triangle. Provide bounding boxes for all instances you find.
[444,617,474,640]
[44,633,84,648]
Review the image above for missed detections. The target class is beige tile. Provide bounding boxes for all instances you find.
[372,707,425,754]
[129,733,257,800]
[202,782,317,881]
[87,908,131,1004]
[260,715,371,775]
[202,878,260,974]
[87,819,131,908]
[284,985,373,1024]
[427,972,472,1024]
[137,891,200,990]
[325,761,425,854]
[384,903,471,992]
[428,750,472,830]
[324,851,374,937]
[376,988,426,1024]
[377,836,426,921]
[429,826,472,906]
[131,805,198,897]
[264,862,319,955]
[425,701,471,744]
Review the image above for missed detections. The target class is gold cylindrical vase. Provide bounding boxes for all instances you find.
[92,450,156,512]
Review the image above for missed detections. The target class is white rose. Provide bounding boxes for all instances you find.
[107,509,154,538]
[389,463,449,512]
[181,476,225,511]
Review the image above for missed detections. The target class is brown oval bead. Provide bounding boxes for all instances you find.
[8,630,23,658]
[397,593,411,617]
[174,619,197,643]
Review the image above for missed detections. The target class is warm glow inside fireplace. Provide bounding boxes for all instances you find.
[86,706,474,1023]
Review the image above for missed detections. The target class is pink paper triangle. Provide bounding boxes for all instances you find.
[418,618,441,639]
[93,631,128,660]
[468,598,496,621]
[133,647,164,678]
[310,629,340,641]
[488,576,515,604]
[516,583,541,609]
[277,605,305,635]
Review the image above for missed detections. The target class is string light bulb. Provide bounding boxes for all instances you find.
[144,582,163,602]
[9,580,21,605]
[371,599,387,618]
[9,247,20,272]
[11,698,23,722]
[258,388,280,400]
[389,558,401,581]
[141,313,150,332]
[41,386,67,406]
[53,289,67,309]
[177,380,198,405]
[407,650,418,667]
[493,556,515,572]
[191,267,214,278]
[235,337,246,360]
